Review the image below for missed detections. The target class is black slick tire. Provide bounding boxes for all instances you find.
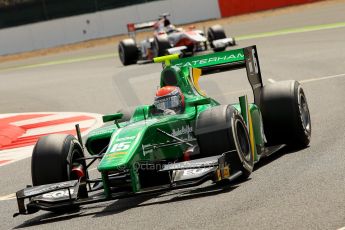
[195,105,254,180]
[261,80,311,148]
[153,36,172,57]
[207,24,226,52]
[31,134,85,185]
[118,38,139,65]
[31,134,86,212]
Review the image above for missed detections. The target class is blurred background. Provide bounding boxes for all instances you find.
[0,0,322,55]
[1,1,345,230]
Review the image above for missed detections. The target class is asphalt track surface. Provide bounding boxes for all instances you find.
[1,1,345,229]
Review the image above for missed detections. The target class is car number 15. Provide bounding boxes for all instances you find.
[110,142,131,152]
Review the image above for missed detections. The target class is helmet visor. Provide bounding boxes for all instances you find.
[154,95,180,112]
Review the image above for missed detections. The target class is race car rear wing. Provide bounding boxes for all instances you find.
[127,20,157,38]
[169,46,264,106]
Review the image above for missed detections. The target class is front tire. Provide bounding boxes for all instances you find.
[261,80,311,148]
[31,134,86,185]
[31,134,87,212]
[195,105,254,180]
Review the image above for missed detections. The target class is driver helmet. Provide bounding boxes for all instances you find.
[154,86,185,114]
[165,24,175,33]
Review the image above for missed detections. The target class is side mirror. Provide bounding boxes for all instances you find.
[102,113,123,123]
[188,97,211,107]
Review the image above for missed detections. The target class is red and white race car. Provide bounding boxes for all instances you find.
[118,15,236,65]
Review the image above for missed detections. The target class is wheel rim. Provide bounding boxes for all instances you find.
[235,119,251,162]
[299,89,311,134]
[69,148,85,180]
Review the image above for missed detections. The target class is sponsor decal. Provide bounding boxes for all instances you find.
[172,167,215,181]
[174,54,244,68]
[166,160,216,170]
[109,135,136,153]
[106,151,128,159]
[105,135,137,160]
[182,168,211,176]
[171,125,193,137]
[116,136,136,142]
[142,143,153,156]
[248,48,259,75]
[89,126,116,136]
[42,189,74,199]
[223,166,230,178]
[109,142,131,152]
[171,49,245,68]
[171,125,194,141]
[252,49,259,74]
[24,181,76,197]
[142,125,193,157]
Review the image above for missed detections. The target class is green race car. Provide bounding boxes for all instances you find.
[14,46,311,216]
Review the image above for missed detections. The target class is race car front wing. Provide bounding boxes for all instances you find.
[14,151,240,217]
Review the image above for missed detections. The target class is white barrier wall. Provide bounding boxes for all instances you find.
[0,0,220,55]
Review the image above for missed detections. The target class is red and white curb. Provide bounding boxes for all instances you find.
[0,112,104,167]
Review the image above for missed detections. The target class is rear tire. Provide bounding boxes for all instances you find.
[118,38,139,66]
[195,105,254,180]
[207,24,226,52]
[261,80,311,148]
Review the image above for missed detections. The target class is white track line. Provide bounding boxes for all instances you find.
[22,119,96,137]
[268,73,345,84]
[300,73,345,83]
[11,113,74,126]
[0,112,104,168]
[222,73,345,96]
